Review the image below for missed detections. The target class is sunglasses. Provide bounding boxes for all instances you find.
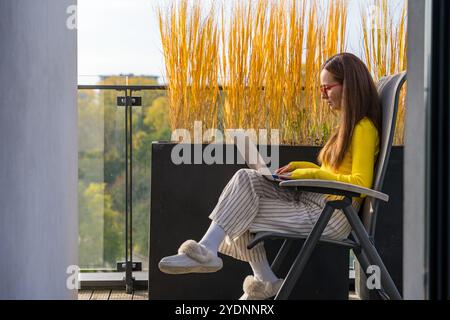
[320,83,341,95]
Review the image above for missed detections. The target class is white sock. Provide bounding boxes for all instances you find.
[199,221,226,255]
[250,259,279,283]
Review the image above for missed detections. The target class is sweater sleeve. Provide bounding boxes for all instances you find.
[290,121,378,189]
[288,161,321,170]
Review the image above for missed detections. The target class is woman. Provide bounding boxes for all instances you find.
[158,52,381,300]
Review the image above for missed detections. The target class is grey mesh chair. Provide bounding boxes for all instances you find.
[247,71,407,300]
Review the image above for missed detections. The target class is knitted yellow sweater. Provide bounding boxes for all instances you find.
[289,117,380,200]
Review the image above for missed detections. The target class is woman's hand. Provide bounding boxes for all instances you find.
[275,164,294,175]
[276,172,293,180]
[276,168,321,180]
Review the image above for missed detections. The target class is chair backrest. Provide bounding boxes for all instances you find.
[359,72,407,237]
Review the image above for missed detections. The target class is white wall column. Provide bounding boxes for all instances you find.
[403,0,431,300]
[0,0,78,299]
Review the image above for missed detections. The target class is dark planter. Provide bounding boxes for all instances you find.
[149,142,403,299]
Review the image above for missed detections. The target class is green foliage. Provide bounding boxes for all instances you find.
[78,181,124,268]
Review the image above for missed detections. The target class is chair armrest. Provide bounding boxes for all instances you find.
[279,179,389,202]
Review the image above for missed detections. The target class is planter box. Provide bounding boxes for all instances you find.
[148,142,403,299]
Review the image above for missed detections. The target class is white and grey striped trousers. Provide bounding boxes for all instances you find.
[209,169,361,263]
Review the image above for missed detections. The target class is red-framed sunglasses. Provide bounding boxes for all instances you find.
[320,83,341,95]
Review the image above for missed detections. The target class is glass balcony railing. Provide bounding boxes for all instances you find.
[78,87,126,271]
[78,76,170,289]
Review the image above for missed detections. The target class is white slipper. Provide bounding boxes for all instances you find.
[239,276,284,300]
[158,240,223,274]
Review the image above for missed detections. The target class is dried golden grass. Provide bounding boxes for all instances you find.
[158,0,220,138]
[219,0,347,145]
[158,0,407,146]
[361,0,407,145]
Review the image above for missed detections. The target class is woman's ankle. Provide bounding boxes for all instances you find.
[198,240,218,256]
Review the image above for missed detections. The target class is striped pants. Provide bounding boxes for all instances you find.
[209,169,361,263]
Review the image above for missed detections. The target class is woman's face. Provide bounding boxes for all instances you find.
[320,69,343,112]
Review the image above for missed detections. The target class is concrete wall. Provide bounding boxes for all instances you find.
[403,0,430,300]
[0,0,78,299]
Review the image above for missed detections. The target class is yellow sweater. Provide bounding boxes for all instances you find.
[289,117,380,201]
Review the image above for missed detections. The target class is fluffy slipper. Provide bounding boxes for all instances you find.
[239,275,284,300]
[158,240,223,274]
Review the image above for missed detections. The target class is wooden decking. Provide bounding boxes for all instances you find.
[78,289,358,300]
[78,289,148,300]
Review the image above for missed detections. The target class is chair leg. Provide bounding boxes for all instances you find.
[351,232,371,272]
[271,239,293,274]
[353,249,371,277]
[275,204,335,300]
[353,236,391,300]
[342,205,402,300]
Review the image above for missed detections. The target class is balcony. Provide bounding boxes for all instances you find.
[77,77,376,299]
[1,0,446,302]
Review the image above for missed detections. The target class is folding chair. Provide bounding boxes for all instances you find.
[247,71,407,300]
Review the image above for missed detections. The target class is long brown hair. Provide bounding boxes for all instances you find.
[318,53,381,170]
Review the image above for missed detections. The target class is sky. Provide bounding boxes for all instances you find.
[77,0,405,85]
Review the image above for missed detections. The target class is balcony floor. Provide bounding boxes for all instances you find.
[78,289,148,300]
[78,290,359,300]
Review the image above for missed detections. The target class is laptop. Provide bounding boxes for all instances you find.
[234,132,286,182]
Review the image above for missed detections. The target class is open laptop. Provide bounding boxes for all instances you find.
[234,132,286,182]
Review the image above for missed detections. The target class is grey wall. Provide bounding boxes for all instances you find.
[0,0,78,299]
[403,0,430,300]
